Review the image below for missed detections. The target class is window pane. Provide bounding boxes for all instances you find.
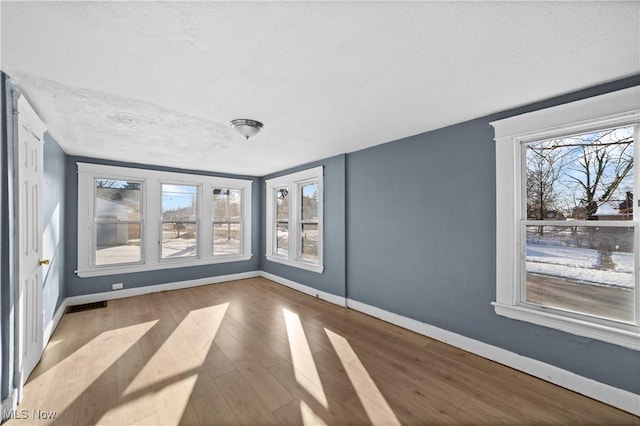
[162,222,197,258]
[213,189,241,222]
[525,225,635,323]
[301,182,319,221]
[276,222,288,255]
[162,184,197,221]
[213,223,241,255]
[525,126,634,221]
[300,223,318,262]
[95,179,141,220]
[276,188,289,220]
[96,223,141,265]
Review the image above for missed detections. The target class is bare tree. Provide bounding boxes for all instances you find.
[95,179,119,188]
[566,130,633,219]
[527,145,563,220]
[526,143,565,235]
[561,129,633,268]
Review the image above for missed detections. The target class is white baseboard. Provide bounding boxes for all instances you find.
[65,271,261,306]
[346,298,640,417]
[259,271,346,307]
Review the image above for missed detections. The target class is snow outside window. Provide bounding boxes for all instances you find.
[491,87,640,350]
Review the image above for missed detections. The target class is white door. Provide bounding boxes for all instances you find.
[14,92,46,388]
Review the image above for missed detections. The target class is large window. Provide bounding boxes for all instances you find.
[265,167,323,273]
[524,127,635,323]
[77,163,252,277]
[491,86,639,349]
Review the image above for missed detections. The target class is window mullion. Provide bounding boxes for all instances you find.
[290,184,297,261]
[201,183,213,258]
[146,179,160,264]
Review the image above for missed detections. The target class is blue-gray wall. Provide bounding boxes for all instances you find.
[64,157,261,297]
[42,133,66,324]
[260,154,347,298]
[346,75,640,395]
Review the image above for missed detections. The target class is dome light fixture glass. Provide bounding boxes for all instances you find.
[230,119,263,140]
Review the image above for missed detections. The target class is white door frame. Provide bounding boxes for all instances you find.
[13,89,46,399]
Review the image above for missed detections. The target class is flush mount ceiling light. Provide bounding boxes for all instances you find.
[230,119,263,140]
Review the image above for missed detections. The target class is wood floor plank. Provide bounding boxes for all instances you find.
[272,399,327,426]
[268,361,361,425]
[214,370,279,424]
[185,368,239,425]
[220,315,290,369]
[200,346,237,379]
[213,329,295,411]
[227,356,294,412]
[10,277,637,426]
[78,382,119,426]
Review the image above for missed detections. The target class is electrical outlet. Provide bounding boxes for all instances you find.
[112,283,123,290]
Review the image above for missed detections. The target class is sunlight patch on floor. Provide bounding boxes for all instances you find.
[325,328,401,426]
[299,400,328,425]
[119,303,229,424]
[190,302,229,340]
[283,308,328,409]
[128,303,229,393]
[85,321,158,389]
[149,373,199,425]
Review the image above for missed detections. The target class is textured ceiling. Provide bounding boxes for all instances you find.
[1,1,639,176]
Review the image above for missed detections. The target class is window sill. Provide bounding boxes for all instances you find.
[265,254,324,273]
[76,254,253,278]
[492,302,639,351]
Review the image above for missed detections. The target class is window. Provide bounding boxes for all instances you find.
[491,86,640,349]
[161,184,198,259]
[275,188,289,255]
[213,188,242,256]
[266,167,323,273]
[299,181,320,262]
[77,163,252,277]
[94,179,143,266]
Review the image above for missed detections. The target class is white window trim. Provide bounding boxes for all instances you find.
[265,166,324,273]
[490,86,640,351]
[77,162,252,277]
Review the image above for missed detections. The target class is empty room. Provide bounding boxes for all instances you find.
[1,1,639,424]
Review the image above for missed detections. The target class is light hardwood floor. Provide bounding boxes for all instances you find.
[9,278,639,425]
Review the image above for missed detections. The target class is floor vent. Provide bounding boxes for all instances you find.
[66,301,107,314]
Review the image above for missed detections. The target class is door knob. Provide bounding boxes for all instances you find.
[38,259,50,266]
